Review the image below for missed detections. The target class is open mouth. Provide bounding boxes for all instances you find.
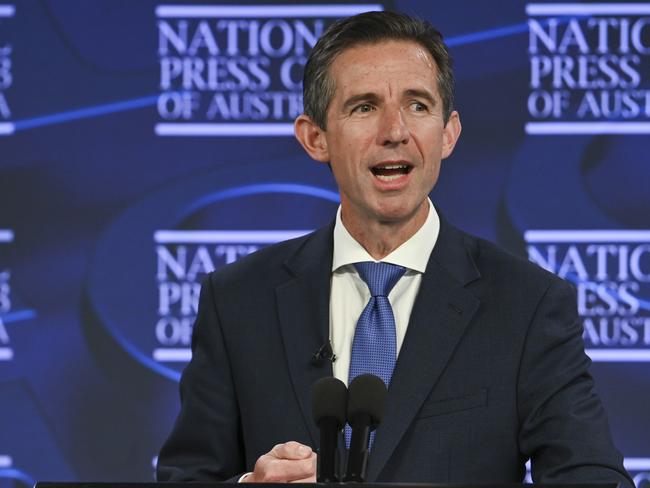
[371,163,412,181]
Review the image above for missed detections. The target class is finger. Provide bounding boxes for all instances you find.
[290,476,317,483]
[287,461,316,483]
[290,461,317,484]
[251,453,316,483]
[270,441,314,460]
[257,456,315,483]
[286,453,316,482]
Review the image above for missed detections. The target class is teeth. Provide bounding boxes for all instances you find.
[371,163,410,181]
[376,174,404,181]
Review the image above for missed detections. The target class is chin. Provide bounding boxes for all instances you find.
[375,199,425,221]
[373,207,419,225]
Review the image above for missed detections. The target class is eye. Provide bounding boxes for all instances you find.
[353,103,375,114]
[411,101,428,112]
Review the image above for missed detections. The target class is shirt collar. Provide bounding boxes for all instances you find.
[332,199,440,273]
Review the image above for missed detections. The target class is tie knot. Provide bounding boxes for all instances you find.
[354,261,406,297]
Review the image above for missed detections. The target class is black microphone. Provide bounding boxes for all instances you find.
[311,340,337,366]
[344,374,388,482]
[311,377,348,482]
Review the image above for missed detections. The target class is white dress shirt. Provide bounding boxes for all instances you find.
[330,199,440,385]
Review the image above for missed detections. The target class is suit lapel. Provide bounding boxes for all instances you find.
[367,220,481,481]
[276,224,334,446]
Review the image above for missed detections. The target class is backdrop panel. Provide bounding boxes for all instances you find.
[0,1,648,486]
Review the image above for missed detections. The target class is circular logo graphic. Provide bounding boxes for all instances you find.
[86,158,339,381]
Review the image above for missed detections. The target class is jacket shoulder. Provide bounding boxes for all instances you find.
[206,224,332,288]
[459,228,571,295]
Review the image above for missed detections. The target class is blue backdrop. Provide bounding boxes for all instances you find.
[1,1,649,486]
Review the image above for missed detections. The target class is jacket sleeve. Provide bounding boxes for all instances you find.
[517,277,633,488]
[156,274,245,481]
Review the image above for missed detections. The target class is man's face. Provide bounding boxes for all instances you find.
[300,40,461,231]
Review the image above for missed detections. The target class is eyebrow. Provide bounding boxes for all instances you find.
[404,89,437,107]
[341,92,380,111]
[341,89,438,112]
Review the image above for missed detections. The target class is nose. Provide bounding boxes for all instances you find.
[378,107,410,146]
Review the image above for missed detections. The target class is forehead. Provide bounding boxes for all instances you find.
[328,40,439,98]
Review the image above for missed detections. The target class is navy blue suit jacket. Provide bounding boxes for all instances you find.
[157,218,632,486]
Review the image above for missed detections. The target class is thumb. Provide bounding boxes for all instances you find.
[271,441,314,460]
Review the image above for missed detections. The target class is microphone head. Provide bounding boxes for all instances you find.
[311,376,348,429]
[347,374,388,430]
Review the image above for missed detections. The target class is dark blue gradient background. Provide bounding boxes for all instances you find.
[0,0,648,484]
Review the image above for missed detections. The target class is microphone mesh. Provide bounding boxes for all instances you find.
[311,376,348,428]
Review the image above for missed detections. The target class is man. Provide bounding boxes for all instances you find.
[157,11,632,486]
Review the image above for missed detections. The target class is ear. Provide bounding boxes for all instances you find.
[441,110,462,159]
[294,114,330,163]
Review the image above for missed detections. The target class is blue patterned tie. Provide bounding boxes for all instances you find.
[345,261,406,448]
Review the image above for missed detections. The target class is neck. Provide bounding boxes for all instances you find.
[341,202,429,260]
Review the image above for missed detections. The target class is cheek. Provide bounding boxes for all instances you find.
[336,139,368,170]
[429,135,443,157]
[343,120,375,147]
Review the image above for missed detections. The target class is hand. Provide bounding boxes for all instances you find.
[243,441,317,483]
